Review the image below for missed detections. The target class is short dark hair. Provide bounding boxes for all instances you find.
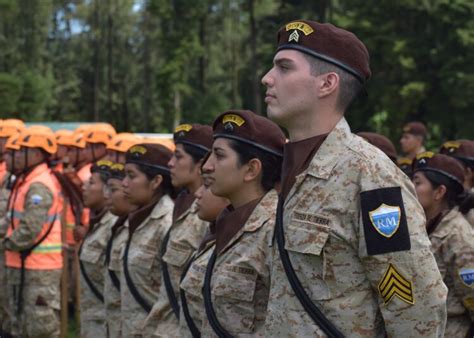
[182,144,208,164]
[303,54,363,112]
[423,171,464,208]
[227,139,281,192]
[136,163,177,199]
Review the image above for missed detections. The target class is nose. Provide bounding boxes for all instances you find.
[261,68,274,87]
[202,154,214,173]
[168,156,175,169]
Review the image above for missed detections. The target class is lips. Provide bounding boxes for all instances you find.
[265,92,276,103]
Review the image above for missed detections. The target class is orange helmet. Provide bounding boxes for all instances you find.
[16,127,57,154]
[0,119,25,138]
[143,137,176,151]
[83,123,116,145]
[59,132,86,149]
[107,133,140,153]
[74,124,92,135]
[5,133,21,151]
[55,129,74,145]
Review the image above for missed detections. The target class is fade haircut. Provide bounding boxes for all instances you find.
[303,54,363,112]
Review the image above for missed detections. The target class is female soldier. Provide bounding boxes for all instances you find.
[79,160,117,337]
[200,110,285,336]
[412,152,474,336]
[144,124,213,336]
[104,163,137,337]
[179,157,230,337]
[121,143,175,336]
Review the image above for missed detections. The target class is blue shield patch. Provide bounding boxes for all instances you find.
[369,204,401,238]
[459,268,474,288]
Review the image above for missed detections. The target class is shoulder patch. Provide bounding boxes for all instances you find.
[360,187,411,255]
[378,263,414,305]
[30,194,43,205]
[459,268,474,288]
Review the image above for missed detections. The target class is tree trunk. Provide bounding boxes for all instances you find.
[92,0,101,121]
[248,0,261,114]
[107,0,114,124]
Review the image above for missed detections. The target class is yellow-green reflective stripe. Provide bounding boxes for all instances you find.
[66,223,75,229]
[32,244,62,253]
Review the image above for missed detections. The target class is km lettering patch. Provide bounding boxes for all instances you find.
[378,264,414,305]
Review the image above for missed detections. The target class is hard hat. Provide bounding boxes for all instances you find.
[0,119,25,137]
[55,129,74,145]
[107,133,140,153]
[83,123,116,145]
[143,137,176,151]
[16,127,57,154]
[5,133,21,151]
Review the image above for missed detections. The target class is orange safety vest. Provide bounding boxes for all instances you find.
[0,161,7,186]
[65,200,89,245]
[6,163,63,270]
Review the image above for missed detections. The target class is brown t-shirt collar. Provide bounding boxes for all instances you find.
[172,190,195,222]
[128,196,161,233]
[426,209,450,235]
[215,197,261,254]
[281,133,328,200]
[89,208,107,232]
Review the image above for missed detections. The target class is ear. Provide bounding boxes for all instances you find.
[433,185,447,201]
[318,72,339,98]
[150,174,164,192]
[243,158,262,183]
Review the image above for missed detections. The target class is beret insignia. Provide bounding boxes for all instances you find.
[130,145,147,155]
[111,163,124,171]
[222,114,245,127]
[175,124,193,133]
[96,160,112,167]
[285,22,314,35]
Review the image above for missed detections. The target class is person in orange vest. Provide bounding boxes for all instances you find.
[2,127,64,338]
[79,160,117,337]
[0,119,25,186]
[50,129,74,173]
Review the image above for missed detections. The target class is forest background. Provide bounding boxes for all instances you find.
[0,0,473,149]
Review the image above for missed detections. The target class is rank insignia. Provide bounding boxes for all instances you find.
[369,204,400,238]
[378,264,414,305]
[288,30,300,42]
[459,268,474,288]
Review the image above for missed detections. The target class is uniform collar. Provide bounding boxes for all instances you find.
[429,208,458,239]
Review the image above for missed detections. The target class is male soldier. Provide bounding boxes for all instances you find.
[400,121,427,160]
[3,127,63,337]
[262,20,447,337]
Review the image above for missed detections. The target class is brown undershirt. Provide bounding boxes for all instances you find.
[172,190,195,222]
[128,195,161,233]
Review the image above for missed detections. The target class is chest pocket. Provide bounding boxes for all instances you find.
[128,244,157,272]
[80,244,104,265]
[163,240,193,268]
[284,214,331,256]
[212,266,258,303]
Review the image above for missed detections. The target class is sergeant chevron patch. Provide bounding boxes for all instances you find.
[378,264,414,305]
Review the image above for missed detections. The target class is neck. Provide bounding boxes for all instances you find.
[287,108,342,142]
[186,176,202,195]
[228,183,265,209]
[425,201,449,224]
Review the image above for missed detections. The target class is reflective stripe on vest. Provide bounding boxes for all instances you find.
[5,163,64,270]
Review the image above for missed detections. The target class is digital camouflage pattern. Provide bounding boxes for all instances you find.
[7,268,61,337]
[265,118,448,337]
[120,195,173,337]
[79,211,116,338]
[104,223,128,338]
[201,189,277,337]
[179,240,215,338]
[429,209,474,336]
[146,199,208,336]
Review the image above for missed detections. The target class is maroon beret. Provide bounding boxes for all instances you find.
[402,122,427,138]
[439,140,474,167]
[413,152,464,191]
[357,132,397,162]
[213,110,285,157]
[91,159,113,178]
[276,20,371,83]
[173,123,213,152]
[107,162,125,181]
[125,143,172,174]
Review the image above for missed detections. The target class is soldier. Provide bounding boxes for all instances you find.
[121,143,175,336]
[143,124,213,336]
[179,161,230,337]
[3,127,64,337]
[439,139,474,227]
[357,132,397,163]
[412,152,474,336]
[103,162,137,338]
[400,121,427,160]
[79,160,117,337]
[261,20,447,336]
[200,110,285,336]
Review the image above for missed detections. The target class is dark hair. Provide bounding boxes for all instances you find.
[303,54,363,112]
[136,163,177,199]
[423,171,464,208]
[459,192,474,215]
[182,144,208,164]
[227,139,281,192]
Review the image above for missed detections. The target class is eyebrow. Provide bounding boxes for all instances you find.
[273,57,295,66]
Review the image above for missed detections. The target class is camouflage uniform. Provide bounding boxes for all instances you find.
[428,209,474,336]
[265,118,448,337]
[4,182,62,337]
[144,199,208,337]
[0,173,11,332]
[79,211,116,338]
[202,189,278,337]
[104,221,128,338]
[121,195,174,337]
[179,241,215,338]
[466,188,474,228]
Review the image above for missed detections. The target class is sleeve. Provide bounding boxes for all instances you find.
[4,182,54,251]
[449,226,474,322]
[358,160,448,337]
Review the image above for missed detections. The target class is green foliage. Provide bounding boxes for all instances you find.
[0,73,22,113]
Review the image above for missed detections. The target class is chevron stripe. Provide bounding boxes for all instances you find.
[378,264,414,305]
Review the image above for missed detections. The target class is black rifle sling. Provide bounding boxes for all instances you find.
[123,236,152,312]
[78,241,104,303]
[275,197,344,338]
[105,232,120,291]
[203,250,233,338]
[179,253,201,338]
[17,213,58,315]
[161,229,180,319]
